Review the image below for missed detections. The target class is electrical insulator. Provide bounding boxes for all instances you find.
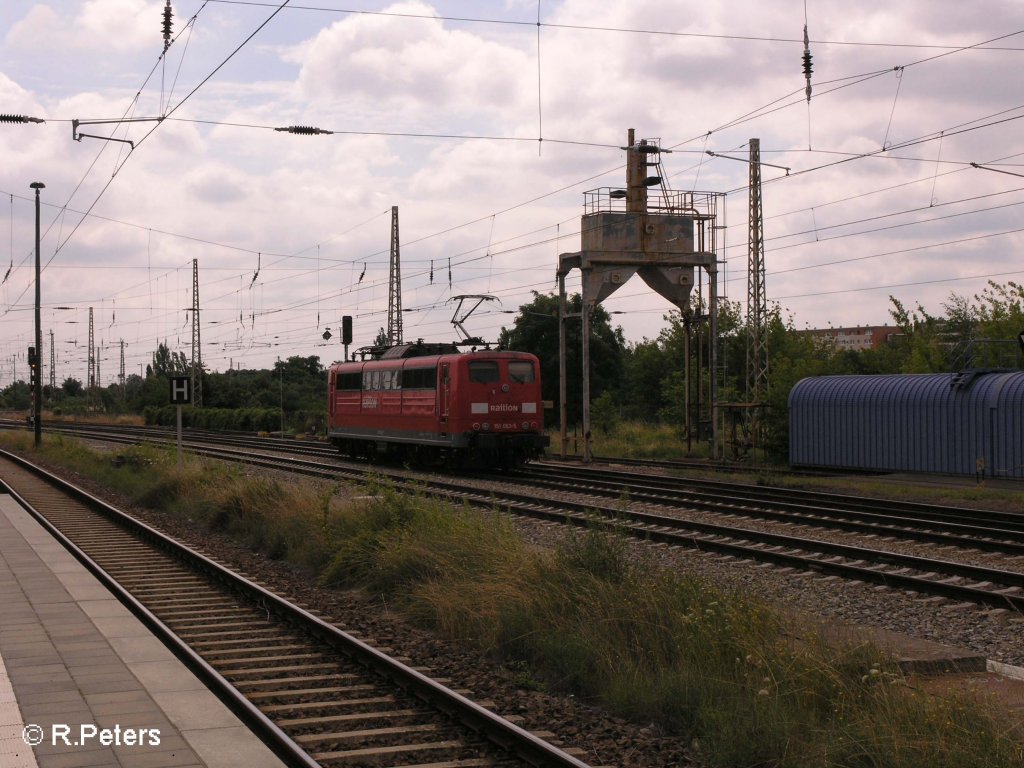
[802,24,813,102]
[275,125,334,135]
[162,1,174,52]
[0,114,44,123]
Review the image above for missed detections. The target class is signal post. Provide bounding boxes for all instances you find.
[170,376,192,466]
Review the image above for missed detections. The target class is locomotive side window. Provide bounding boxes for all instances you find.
[361,369,405,390]
[337,372,361,390]
[402,366,437,389]
[508,361,535,384]
[469,361,499,383]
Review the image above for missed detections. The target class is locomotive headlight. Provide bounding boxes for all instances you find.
[482,423,490,431]
[502,384,510,393]
[472,422,481,431]
[522,421,529,430]
[531,421,538,429]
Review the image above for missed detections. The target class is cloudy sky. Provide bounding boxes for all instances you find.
[1,0,1022,385]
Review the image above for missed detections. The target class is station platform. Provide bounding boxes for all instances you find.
[0,493,287,768]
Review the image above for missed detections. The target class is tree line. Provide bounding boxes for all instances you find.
[498,280,1024,459]
[1,344,329,434]
[3,281,1021,458]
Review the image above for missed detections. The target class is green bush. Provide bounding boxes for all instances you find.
[143,405,284,432]
[309,482,1023,768]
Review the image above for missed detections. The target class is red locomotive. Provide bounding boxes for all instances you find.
[327,342,549,467]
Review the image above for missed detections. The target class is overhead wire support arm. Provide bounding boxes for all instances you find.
[72,116,165,148]
[74,133,135,149]
[970,162,1024,180]
[706,150,791,175]
[619,143,672,153]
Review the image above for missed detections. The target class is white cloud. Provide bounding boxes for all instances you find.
[1,0,1023,378]
[292,1,533,126]
[7,0,163,54]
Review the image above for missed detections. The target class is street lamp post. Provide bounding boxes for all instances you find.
[30,181,44,447]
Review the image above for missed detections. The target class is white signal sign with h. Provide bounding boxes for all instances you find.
[170,377,192,405]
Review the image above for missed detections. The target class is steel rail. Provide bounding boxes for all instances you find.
[0,449,592,768]
[8,420,1018,532]
[0,459,321,768]
[510,466,1024,555]
[124,442,1024,613]
[532,462,1024,531]
[6,425,1022,613]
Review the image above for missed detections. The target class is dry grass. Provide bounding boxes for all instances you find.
[3,431,1021,767]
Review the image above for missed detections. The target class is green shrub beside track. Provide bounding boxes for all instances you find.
[3,431,1021,768]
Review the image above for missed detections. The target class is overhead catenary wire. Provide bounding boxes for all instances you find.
[24,121,1007,313]
[12,131,1019,360]
[10,149,1018,359]
[536,0,543,155]
[57,176,1021,342]
[4,6,1019,366]
[202,0,1024,52]
[43,0,291,272]
[23,13,1016,274]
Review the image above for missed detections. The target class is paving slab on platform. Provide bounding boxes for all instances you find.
[0,494,287,768]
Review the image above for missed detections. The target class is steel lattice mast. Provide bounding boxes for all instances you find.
[49,330,55,390]
[387,205,403,345]
[746,138,768,402]
[119,340,126,399]
[191,258,202,407]
[88,307,95,388]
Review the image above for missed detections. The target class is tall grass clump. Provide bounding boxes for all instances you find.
[604,420,703,459]
[554,420,709,461]
[321,500,1023,768]
[0,433,347,574]
[153,460,347,572]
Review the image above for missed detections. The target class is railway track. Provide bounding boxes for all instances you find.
[0,449,592,768]
[18,420,1022,538]
[514,463,1024,556]
[5,421,1023,613]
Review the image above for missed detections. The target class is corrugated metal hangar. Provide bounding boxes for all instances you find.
[789,371,1024,479]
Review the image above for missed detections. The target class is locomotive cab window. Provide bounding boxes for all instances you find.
[468,361,499,383]
[508,361,535,384]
